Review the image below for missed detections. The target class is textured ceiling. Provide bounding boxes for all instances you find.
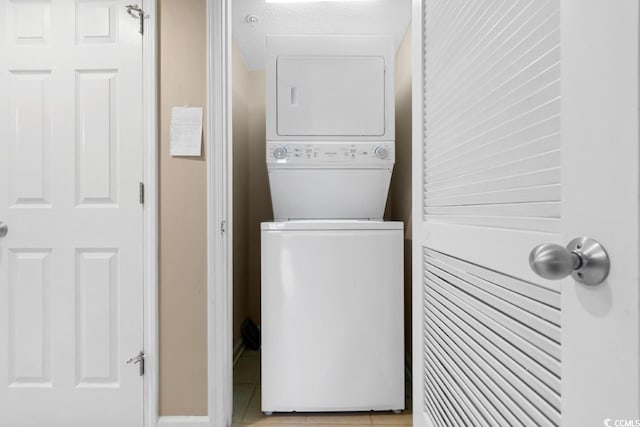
[232,0,412,70]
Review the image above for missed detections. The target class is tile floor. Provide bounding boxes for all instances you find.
[232,349,412,426]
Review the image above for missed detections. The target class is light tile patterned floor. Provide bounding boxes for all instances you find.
[232,350,412,426]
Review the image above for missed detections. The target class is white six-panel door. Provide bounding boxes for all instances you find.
[412,0,640,426]
[0,1,144,426]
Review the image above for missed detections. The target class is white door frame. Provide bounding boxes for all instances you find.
[410,1,427,425]
[206,0,234,426]
[142,1,160,426]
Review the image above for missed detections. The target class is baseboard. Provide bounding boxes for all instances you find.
[233,339,245,366]
[156,416,209,427]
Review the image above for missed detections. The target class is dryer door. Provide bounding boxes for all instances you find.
[276,56,385,137]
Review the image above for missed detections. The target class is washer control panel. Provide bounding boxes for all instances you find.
[267,143,394,165]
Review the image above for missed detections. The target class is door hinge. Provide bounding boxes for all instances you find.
[139,182,144,205]
[221,220,227,234]
[126,350,145,376]
[126,4,144,35]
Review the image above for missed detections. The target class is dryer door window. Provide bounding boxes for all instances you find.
[276,56,385,137]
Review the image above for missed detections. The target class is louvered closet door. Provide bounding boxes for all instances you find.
[412,1,640,426]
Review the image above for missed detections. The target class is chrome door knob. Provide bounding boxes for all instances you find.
[529,237,610,286]
[0,222,7,238]
[529,243,580,280]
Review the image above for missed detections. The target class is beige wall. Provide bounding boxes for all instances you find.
[232,42,251,345]
[232,46,270,340]
[233,62,270,331]
[390,28,413,356]
[246,70,271,325]
[158,0,208,416]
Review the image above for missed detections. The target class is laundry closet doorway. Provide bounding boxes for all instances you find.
[207,0,413,425]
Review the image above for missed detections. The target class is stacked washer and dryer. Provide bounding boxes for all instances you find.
[261,36,404,414]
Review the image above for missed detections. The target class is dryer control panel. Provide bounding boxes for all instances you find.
[266,143,395,167]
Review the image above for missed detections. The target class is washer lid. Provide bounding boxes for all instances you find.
[260,220,403,231]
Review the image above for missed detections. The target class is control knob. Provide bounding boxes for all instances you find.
[272,145,287,160]
[375,145,390,160]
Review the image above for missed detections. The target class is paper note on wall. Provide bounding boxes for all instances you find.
[170,106,203,156]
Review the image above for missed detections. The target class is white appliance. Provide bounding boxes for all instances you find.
[266,142,394,220]
[261,221,404,412]
[266,36,395,143]
[265,35,395,221]
[261,35,404,414]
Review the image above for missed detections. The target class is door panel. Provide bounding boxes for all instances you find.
[415,0,561,425]
[0,1,143,426]
[413,1,640,426]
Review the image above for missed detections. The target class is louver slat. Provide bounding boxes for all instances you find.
[425,360,491,426]
[427,340,507,425]
[426,201,560,220]
[425,268,560,359]
[423,0,561,233]
[425,371,463,427]
[424,249,561,426]
[425,360,479,426]
[426,351,500,426]
[426,131,560,185]
[426,168,560,200]
[422,0,562,424]
[426,325,527,426]
[425,255,560,326]
[424,248,561,304]
[426,309,558,426]
[426,286,560,404]
[425,263,561,382]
